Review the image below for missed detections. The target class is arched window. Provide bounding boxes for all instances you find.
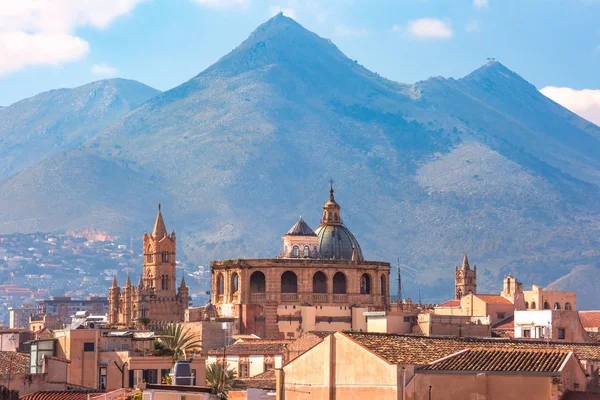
[232,273,239,293]
[313,272,327,293]
[217,273,224,295]
[281,271,298,293]
[554,302,561,310]
[146,254,152,263]
[162,251,169,262]
[531,301,537,310]
[360,274,371,294]
[525,301,529,309]
[565,302,572,311]
[380,274,387,296]
[333,272,347,294]
[303,245,310,258]
[250,271,266,293]
[292,246,299,257]
[165,275,169,291]
[543,301,550,310]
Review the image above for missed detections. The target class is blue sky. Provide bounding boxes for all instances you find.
[1,0,599,122]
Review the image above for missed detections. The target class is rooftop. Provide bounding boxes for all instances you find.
[21,390,102,400]
[208,339,294,355]
[579,311,600,329]
[233,369,276,390]
[475,294,512,305]
[420,348,570,373]
[341,332,600,364]
[437,300,460,308]
[285,217,316,237]
[0,351,30,374]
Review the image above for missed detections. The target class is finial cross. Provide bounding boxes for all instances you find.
[329,178,335,190]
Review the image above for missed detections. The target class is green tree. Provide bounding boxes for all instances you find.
[206,362,236,399]
[159,323,202,360]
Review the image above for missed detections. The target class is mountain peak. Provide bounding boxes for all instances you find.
[461,60,532,88]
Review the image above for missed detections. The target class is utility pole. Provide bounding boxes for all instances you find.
[397,258,402,303]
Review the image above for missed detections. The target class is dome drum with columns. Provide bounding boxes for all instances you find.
[211,184,391,339]
[109,205,189,328]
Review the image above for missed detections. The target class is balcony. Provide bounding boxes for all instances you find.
[332,294,347,303]
[250,293,266,303]
[280,293,298,302]
[312,293,328,303]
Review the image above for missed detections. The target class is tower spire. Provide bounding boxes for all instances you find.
[180,275,187,288]
[321,181,341,225]
[462,254,470,270]
[111,275,118,288]
[152,203,167,237]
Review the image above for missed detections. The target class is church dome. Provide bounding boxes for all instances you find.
[314,186,363,262]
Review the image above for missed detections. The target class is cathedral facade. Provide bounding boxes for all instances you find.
[109,205,189,327]
[210,186,391,339]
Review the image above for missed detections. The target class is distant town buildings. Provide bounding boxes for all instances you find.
[8,304,38,329]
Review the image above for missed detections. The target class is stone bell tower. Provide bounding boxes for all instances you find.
[455,254,476,300]
[143,204,177,296]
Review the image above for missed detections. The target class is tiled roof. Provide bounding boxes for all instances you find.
[21,391,102,400]
[341,332,600,364]
[209,339,294,355]
[579,311,600,329]
[233,369,276,390]
[420,348,570,373]
[0,351,30,374]
[437,300,460,308]
[475,294,512,305]
[307,331,334,338]
[492,315,514,329]
[563,391,600,400]
[285,217,317,236]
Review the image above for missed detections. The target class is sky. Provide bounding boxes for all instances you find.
[0,0,599,124]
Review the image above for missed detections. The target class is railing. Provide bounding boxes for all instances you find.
[332,294,347,303]
[280,293,298,302]
[357,294,373,304]
[312,293,328,303]
[250,293,266,303]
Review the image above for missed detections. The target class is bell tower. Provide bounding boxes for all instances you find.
[455,254,476,300]
[143,204,177,297]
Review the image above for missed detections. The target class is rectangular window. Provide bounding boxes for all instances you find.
[83,342,95,352]
[99,367,107,390]
[161,369,171,384]
[144,369,158,384]
[522,329,531,338]
[403,316,410,322]
[497,312,506,319]
[558,328,566,340]
[239,364,249,378]
[192,369,197,386]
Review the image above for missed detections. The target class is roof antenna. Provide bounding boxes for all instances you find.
[397,258,402,303]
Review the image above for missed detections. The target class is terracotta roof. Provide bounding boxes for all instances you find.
[437,300,460,308]
[492,315,514,329]
[209,339,294,355]
[420,348,570,373]
[21,391,102,400]
[563,391,600,400]
[341,332,600,364]
[233,369,276,390]
[579,311,600,329]
[475,294,512,305]
[0,351,29,374]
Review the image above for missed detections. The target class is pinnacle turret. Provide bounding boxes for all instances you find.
[111,275,118,288]
[462,254,470,270]
[152,203,168,238]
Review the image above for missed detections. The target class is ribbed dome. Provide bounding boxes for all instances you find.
[315,224,363,261]
[314,185,363,262]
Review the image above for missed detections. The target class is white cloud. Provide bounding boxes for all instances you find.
[0,0,146,76]
[407,18,453,39]
[190,0,250,8]
[473,0,489,8]
[334,24,369,38]
[391,24,403,33]
[0,32,89,76]
[269,6,297,19]
[91,63,119,77]
[465,19,481,33]
[540,86,600,126]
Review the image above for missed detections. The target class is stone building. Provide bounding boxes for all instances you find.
[211,186,391,339]
[455,254,476,299]
[109,205,189,327]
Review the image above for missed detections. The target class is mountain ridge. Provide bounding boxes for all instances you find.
[0,15,599,304]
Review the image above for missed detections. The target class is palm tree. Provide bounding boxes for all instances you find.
[159,323,202,360]
[206,362,236,399]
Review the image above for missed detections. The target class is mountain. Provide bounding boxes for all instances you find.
[0,79,161,178]
[1,14,600,304]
